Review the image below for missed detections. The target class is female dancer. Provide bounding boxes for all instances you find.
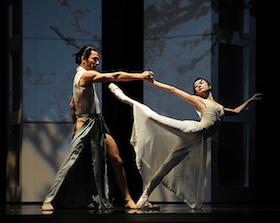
[109,78,262,209]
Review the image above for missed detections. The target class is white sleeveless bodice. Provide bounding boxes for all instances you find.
[73,66,101,115]
[196,99,224,138]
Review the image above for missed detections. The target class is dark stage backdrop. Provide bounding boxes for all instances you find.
[102,0,144,203]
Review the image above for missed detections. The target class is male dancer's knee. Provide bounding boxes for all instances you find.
[106,134,124,169]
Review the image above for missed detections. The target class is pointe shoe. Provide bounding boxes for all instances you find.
[108,83,123,98]
[136,201,160,210]
[136,194,160,210]
[108,83,133,106]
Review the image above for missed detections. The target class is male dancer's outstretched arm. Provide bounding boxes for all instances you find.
[77,48,153,86]
[79,70,153,86]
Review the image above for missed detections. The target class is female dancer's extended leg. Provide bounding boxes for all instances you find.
[108,83,191,138]
[109,83,194,207]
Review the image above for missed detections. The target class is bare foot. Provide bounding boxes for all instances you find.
[125,199,137,209]
[42,203,54,211]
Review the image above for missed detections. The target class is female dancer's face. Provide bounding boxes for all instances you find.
[193,79,211,97]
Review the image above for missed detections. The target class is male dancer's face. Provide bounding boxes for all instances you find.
[82,50,100,71]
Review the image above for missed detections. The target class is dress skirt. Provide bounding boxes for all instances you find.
[130,103,207,209]
[44,113,114,209]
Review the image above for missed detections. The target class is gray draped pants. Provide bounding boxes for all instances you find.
[43,113,114,209]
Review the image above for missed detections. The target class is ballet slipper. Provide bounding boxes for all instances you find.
[136,201,160,210]
[136,188,160,210]
[108,83,133,106]
[42,203,54,211]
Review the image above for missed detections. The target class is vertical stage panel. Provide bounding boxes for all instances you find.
[102,0,144,202]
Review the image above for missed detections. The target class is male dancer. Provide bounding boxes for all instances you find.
[42,46,153,210]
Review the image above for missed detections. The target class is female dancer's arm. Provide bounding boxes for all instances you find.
[223,93,263,116]
[147,80,205,111]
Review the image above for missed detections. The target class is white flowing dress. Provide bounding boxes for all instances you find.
[130,99,224,209]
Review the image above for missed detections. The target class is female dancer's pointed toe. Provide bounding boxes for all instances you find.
[136,201,160,210]
[108,83,133,106]
[108,83,121,95]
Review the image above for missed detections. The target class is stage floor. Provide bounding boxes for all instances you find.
[2,202,279,222]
